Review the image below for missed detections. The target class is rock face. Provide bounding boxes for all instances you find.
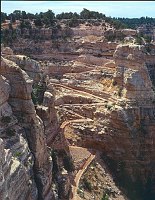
[49,43,155,199]
[1,45,14,55]
[36,90,59,146]
[72,25,104,37]
[137,24,155,41]
[0,57,54,200]
[0,74,38,200]
[112,44,155,195]
[113,44,155,103]
[2,54,42,84]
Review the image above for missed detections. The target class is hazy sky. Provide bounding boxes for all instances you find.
[1,1,155,18]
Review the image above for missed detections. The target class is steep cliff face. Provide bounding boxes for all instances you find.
[110,45,155,199]
[113,44,155,103]
[36,90,59,146]
[0,74,38,200]
[0,57,54,200]
[2,54,42,84]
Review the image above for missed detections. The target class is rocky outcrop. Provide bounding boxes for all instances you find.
[72,25,105,37]
[0,57,54,200]
[1,45,13,55]
[113,44,155,104]
[36,90,59,146]
[77,54,111,66]
[2,54,42,84]
[121,29,137,36]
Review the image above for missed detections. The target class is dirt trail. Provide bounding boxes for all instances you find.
[59,117,95,200]
[60,118,93,129]
[61,107,87,119]
[52,67,115,199]
[70,153,95,200]
[56,103,106,107]
[52,83,110,101]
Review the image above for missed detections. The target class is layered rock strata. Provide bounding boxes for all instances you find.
[0,57,54,200]
[0,74,38,200]
[50,43,155,199]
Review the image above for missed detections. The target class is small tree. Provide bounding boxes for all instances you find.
[83,178,92,191]
[8,23,13,30]
[13,10,22,20]
[1,12,8,23]
[34,17,43,27]
[22,11,28,19]
[63,155,74,172]
[135,36,143,45]
[20,20,31,29]
[68,18,79,27]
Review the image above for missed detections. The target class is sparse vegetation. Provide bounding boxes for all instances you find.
[112,80,117,86]
[145,44,152,53]
[82,177,92,191]
[139,120,147,134]
[105,103,113,110]
[100,152,147,200]
[14,151,22,157]
[51,149,59,179]
[68,18,79,27]
[135,35,143,45]
[6,128,16,136]
[31,82,46,105]
[105,33,116,42]
[63,155,74,172]
[77,188,84,197]
[1,116,11,124]
[117,88,122,97]
[114,17,155,29]
[101,193,109,200]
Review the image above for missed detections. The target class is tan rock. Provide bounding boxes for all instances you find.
[0,56,54,199]
[1,46,13,55]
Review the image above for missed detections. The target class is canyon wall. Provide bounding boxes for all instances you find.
[0,57,54,200]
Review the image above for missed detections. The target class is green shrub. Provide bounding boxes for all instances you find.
[105,103,113,110]
[83,178,92,191]
[6,128,16,136]
[135,36,143,45]
[118,88,122,97]
[143,35,152,43]
[51,149,59,179]
[31,83,46,105]
[112,80,117,86]
[68,18,79,27]
[14,151,22,157]
[145,45,152,53]
[105,34,116,42]
[102,193,109,200]
[63,155,75,172]
[77,188,84,197]
[139,120,147,134]
[1,116,11,124]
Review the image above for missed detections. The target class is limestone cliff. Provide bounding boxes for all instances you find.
[0,57,54,200]
[0,74,37,200]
